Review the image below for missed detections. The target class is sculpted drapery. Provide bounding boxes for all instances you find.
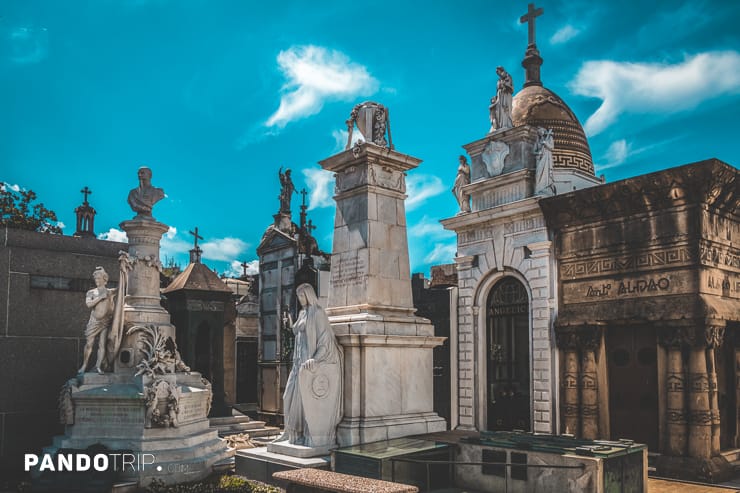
[281,283,343,447]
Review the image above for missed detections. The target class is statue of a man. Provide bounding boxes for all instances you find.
[127,166,165,217]
[489,66,514,132]
[278,167,295,213]
[79,267,117,374]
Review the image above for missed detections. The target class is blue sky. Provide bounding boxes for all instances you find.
[2,0,739,277]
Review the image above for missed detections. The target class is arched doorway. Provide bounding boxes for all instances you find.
[487,277,531,431]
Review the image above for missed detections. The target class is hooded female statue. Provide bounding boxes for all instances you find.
[279,283,343,448]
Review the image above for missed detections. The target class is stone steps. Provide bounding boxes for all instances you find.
[209,411,280,439]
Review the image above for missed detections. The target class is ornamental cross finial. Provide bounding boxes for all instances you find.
[189,227,203,249]
[240,261,249,277]
[520,3,544,46]
[80,186,92,204]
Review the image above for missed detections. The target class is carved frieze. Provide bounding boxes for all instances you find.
[561,247,693,280]
[334,164,405,195]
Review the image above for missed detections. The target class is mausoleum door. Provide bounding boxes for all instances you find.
[196,321,212,381]
[486,277,531,431]
[607,326,658,450]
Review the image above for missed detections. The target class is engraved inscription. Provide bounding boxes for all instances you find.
[77,405,141,425]
[331,256,368,287]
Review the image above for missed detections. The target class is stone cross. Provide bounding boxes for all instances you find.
[189,227,203,249]
[240,261,249,277]
[520,3,544,46]
[300,188,308,208]
[80,186,92,204]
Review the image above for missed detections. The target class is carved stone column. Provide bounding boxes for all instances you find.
[556,330,580,436]
[687,328,712,460]
[705,326,725,456]
[659,328,688,456]
[579,327,601,440]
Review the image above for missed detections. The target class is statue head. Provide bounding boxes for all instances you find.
[296,283,318,308]
[459,155,468,165]
[137,166,153,185]
[92,266,109,285]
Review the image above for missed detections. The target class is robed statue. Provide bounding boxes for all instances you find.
[489,66,514,132]
[276,283,343,448]
[278,167,295,214]
[452,155,471,213]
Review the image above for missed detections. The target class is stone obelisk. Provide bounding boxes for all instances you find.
[320,102,446,445]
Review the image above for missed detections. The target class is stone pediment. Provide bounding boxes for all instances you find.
[257,225,297,255]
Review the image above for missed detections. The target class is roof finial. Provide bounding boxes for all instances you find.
[520,3,544,87]
[189,227,204,264]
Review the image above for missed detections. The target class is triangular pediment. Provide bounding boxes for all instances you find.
[257,225,296,254]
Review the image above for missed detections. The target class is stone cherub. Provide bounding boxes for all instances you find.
[127,166,165,218]
[79,267,117,374]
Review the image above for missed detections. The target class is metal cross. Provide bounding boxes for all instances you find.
[300,188,308,208]
[240,261,249,277]
[189,227,203,248]
[520,3,544,46]
[80,186,92,203]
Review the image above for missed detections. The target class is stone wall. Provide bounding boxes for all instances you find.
[0,227,125,478]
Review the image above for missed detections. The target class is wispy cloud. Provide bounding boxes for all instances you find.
[160,226,191,259]
[224,259,259,278]
[569,51,740,136]
[331,128,363,154]
[266,45,378,129]
[302,168,335,210]
[604,139,630,167]
[1,182,21,192]
[201,237,249,262]
[8,26,49,64]
[406,174,446,211]
[408,216,457,269]
[550,25,580,45]
[409,216,455,240]
[98,228,128,243]
[424,242,457,265]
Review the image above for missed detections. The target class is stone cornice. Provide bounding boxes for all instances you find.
[540,159,738,228]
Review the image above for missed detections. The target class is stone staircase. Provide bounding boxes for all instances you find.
[720,449,740,474]
[209,410,280,440]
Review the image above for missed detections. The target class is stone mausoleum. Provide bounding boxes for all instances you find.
[441,10,601,434]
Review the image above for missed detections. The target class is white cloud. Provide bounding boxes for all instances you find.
[98,228,128,243]
[1,182,21,192]
[604,139,630,167]
[424,241,457,265]
[302,168,335,210]
[406,174,446,211]
[201,237,249,262]
[550,25,580,45]
[160,227,190,259]
[569,51,740,136]
[266,45,378,128]
[56,221,65,230]
[409,216,455,241]
[331,128,364,154]
[224,259,260,278]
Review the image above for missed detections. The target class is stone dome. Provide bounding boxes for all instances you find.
[512,84,594,175]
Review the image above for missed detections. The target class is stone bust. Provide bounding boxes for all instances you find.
[127,166,165,217]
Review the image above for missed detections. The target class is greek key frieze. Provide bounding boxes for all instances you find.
[561,247,693,279]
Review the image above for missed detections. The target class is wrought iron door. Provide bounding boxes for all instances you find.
[487,277,531,431]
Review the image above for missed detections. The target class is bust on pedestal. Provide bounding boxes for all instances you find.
[43,167,232,488]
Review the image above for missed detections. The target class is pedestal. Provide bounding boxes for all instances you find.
[319,144,447,446]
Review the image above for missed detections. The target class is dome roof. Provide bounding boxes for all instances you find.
[512,84,594,175]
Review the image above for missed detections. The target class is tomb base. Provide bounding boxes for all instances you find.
[45,371,232,486]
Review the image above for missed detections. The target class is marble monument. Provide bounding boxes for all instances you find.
[43,167,232,486]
